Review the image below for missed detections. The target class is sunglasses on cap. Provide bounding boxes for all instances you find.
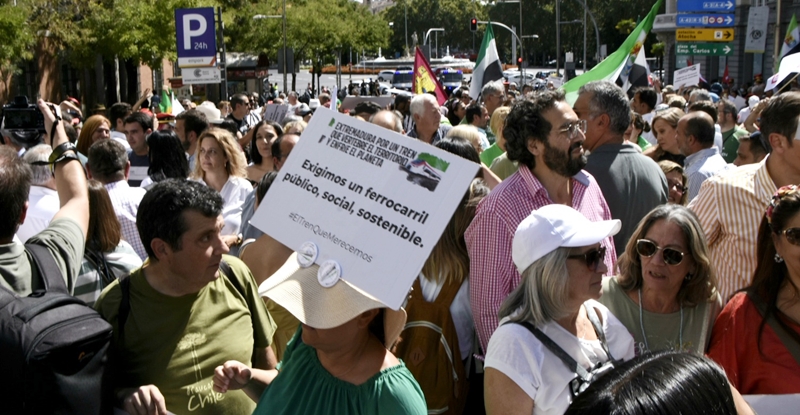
[636,239,685,266]
[777,227,800,245]
[567,246,606,272]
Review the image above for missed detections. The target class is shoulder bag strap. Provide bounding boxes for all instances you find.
[25,243,68,294]
[84,247,116,285]
[511,321,592,382]
[118,275,131,344]
[585,303,616,363]
[747,291,800,367]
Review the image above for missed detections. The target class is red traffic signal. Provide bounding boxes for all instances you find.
[470,18,477,32]
[517,57,523,64]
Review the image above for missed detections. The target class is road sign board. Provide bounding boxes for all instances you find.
[676,14,734,27]
[182,67,222,85]
[676,42,733,56]
[677,0,735,12]
[676,28,734,42]
[175,8,217,67]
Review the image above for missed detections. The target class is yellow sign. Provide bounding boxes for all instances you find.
[676,29,734,42]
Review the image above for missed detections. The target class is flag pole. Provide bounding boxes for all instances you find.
[776,0,783,73]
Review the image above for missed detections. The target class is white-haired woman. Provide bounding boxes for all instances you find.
[484,205,635,415]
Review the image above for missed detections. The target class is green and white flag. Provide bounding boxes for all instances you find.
[562,0,663,104]
[469,23,504,101]
[779,14,800,71]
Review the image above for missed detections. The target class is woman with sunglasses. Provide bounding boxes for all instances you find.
[484,205,634,415]
[707,185,800,394]
[599,204,722,355]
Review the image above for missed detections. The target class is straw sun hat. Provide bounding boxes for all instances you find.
[259,252,406,349]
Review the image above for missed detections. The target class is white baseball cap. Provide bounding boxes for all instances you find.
[512,204,621,273]
[748,95,760,109]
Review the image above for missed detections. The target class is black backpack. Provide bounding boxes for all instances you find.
[0,243,114,414]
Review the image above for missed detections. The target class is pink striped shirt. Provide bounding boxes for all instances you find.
[688,157,775,302]
[465,166,617,353]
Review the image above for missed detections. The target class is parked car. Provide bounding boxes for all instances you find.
[378,70,395,82]
[392,70,414,91]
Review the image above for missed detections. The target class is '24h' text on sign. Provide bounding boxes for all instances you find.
[175,8,217,68]
[250,108,479,309]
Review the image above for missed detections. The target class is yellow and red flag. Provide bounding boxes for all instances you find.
[412,47,447,105]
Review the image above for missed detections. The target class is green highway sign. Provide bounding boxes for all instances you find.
[676,42,733,56]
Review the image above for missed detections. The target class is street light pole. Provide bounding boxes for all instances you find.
[282,0,287,93]
[404,1,409,56]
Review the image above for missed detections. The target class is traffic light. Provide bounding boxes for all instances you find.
[517,57,523,65]
[470,18,477,32]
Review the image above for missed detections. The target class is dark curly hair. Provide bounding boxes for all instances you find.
[136,179,223,260]
[503,89,565,169]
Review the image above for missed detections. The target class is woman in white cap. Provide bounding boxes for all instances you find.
[484,204,635,415]
[212,254,427,415]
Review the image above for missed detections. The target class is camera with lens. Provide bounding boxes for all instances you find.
[1,96,47,133]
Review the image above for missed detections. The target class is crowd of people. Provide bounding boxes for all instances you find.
[0,71,798,415]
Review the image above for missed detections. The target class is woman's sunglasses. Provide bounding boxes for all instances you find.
[567,246,606,272]
[777,227,800,246]
[636,239,685,266]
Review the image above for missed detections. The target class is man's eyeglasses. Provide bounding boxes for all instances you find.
[558,120,587,140]
[777,227,800,246]
[567,246,606,272]
[636,239,685,266]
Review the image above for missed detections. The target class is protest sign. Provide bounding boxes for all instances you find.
[251,107,480,309]
[340,96,394,111]
[673,64,701,89]
[262,104,290,123]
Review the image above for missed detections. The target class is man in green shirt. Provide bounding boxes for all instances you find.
[95,179,277,415]
[718,98,749,163]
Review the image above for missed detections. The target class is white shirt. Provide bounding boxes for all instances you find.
[418,275,474,360]
[105,181,148,260]
[201,176,252,236]
[17,186,59,243]
[641,111,657,146]
[684,146,731,203]
[484,300,634,415]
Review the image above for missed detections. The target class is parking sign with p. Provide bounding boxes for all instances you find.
[175,8,217,67]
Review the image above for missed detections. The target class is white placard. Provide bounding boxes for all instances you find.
[262,104,290,123]
[340,96,394,111]
[251,107,480,309]
[744,6,770,54]
[182,67,221,85]
[744,394,800,415]
[673,64,701,89]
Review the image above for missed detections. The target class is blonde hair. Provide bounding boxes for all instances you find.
[651,108,684,139]
[489,106,511,144]
[499,247,572,327]
[658,160,688,206]
[77,115,111,155]
[191,127,247,179]
[446,125,483,154]
[283,120,307,135]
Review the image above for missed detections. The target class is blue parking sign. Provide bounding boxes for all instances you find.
[175,8,217,66]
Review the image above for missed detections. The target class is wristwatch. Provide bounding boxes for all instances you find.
[48,142,79,173]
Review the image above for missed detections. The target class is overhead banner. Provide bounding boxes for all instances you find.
[251,108,480,309]
[745,6,770,53]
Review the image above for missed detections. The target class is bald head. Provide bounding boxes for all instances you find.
[677,111,715,155]
[370,110,404,133]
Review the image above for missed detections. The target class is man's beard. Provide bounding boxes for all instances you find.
[543,140,586,177]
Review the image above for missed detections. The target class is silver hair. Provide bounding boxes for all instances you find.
[579,81,632,135]
[410,94,438,118]
[499,247,572,327]
[22,144,53,186]
[481,80,505,99]
[689,89,711,102]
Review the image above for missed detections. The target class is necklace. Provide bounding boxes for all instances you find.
[638,289,683,351]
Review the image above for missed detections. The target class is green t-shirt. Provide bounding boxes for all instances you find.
[254,328,428,415]
[637,136,653,152]
[489,152,519,180]
[0,218,84,296]
[480,143,504,167]
[721,126,749,164]
[598,277,722,355]
[95,255,276,415]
